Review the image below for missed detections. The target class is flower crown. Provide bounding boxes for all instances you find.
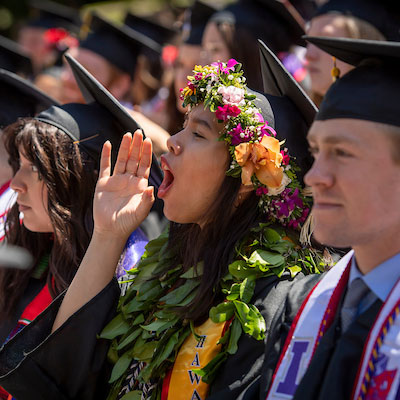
[180,59,310,229]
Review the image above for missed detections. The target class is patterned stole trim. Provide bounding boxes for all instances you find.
[352,278,400,400]
[0,183,16,242]
[267,251,354,399]
[3,284,52,345]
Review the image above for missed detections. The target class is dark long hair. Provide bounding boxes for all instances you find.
[0,118,97,318]
[168,169,262,323]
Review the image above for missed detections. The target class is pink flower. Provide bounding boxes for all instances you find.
[211,59,239,74]
[215,104,241,121]
[256,187,269,196]
[217,86,245,106]
[281,151,290,165]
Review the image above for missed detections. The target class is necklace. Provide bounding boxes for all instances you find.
[101,223,327,400]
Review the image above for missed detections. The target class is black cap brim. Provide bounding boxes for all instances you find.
[258,39,317,126]
[64,53,163,187]
[257,0,306,47]
[0,36,33,77]
[0,68,59,108]
[303,35,400,66]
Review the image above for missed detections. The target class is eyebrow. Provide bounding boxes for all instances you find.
[191,116,213,131]
[307,133,361,146]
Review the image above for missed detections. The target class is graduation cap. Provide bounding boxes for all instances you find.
[255,39,317,181]
[0,36,33,77]
[0,244,33,270]
[0,68,58,129]
[79,13,162,77]
[27,0,81,33]
[210,0,306,49]
[124,12,178,47]
[183,1,218,45]
[35,54,163,189]
[305,36,400,127]
[314,0,400,41]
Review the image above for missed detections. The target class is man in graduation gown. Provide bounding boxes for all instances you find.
[264,37,400,400]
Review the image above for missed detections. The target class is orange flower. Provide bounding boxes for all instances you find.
[234,136,283,188]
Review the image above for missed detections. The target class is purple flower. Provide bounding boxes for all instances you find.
[260,123,276,138]
[228,123,254,145]
[212,59,239,74]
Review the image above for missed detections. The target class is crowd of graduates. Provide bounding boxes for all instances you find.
[0,0,400,399]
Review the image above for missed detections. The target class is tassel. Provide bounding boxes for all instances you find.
[300,211,315,246]
[331,57,341,82]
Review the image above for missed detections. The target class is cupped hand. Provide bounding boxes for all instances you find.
[93,130,155,240]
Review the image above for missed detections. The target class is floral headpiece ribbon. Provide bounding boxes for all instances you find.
[180,59,310,229]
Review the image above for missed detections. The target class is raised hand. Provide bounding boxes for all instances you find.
[93,130,155,240]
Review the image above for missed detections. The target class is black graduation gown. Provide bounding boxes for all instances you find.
[0,273,320,400]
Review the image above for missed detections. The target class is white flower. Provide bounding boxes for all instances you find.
[228,74,234,80]
[217,85,245,106]
[267,173,292,196]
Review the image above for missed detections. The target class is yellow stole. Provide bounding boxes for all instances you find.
[166,318,226,400]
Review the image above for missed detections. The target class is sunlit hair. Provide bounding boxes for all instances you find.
[0,118,98,318]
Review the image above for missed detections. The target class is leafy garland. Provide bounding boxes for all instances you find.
[101,225,327,400]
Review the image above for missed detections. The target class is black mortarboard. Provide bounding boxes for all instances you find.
[0,244,33,270]
[80,13,162,77]
[305,36,400,127]
[183,1,218,45]
[256,39,317,181]
[124,13,178,46]
[0,68,58,129]
[314,0,400,41]
[0,36,33,77]
[27,0,81,32]
[211,0,306,49]
[35,54,163,189]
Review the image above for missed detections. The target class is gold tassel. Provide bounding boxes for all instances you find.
[300,211,315,246]
[73,133,99,145]
[331,57,341,82]
[79,12,93,41]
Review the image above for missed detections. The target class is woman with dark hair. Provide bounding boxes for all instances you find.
[201,0,306,91]
[0,47,324,400]
[0,119,97,341]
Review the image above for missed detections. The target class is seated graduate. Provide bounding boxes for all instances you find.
[0,42,326,400]
[264,37,400,400]
[0,55,163,398]
[0,68,58,242]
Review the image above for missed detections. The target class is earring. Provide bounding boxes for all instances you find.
[331,57,341,82]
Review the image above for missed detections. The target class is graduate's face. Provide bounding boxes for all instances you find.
[305,119,400,249]
[305,15,354,96]
[10,151,53,233]
[61,48,130,104]
[201,22,231,65]
[158,105,229,225]
[174,44,202,113]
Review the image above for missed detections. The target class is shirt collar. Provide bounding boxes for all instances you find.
[350,253,400,302]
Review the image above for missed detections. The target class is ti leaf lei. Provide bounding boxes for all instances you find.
[101,224,327,400]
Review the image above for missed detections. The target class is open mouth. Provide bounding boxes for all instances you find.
[158,157,175,199]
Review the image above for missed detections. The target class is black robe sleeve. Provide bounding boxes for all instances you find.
[0,279,120,400]
[207,273,322,400]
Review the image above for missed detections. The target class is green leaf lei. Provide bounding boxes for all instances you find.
[102,224,327,400]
